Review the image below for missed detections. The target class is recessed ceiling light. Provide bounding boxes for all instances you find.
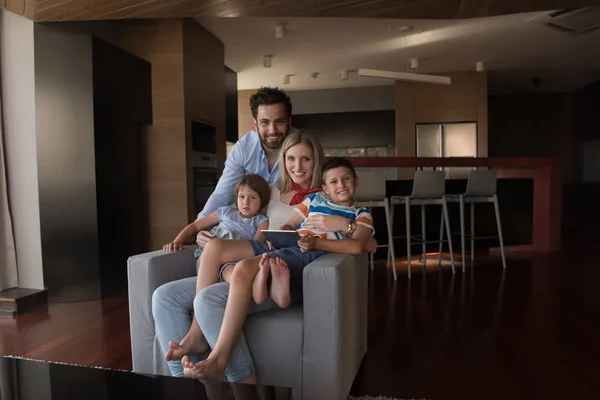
[263,55,272,68]
[275,24,286,40]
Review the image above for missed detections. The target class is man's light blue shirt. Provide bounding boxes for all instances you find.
[197,130,280,220]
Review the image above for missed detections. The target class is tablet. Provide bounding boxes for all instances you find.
[262,230,300,249]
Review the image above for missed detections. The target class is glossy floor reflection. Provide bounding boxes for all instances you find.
[0,356,289,400]
[352,246,600,399]
[2,230,600,400]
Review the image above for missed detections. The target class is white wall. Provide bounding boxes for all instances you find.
[288,85,395,115]
[0,10,45,290]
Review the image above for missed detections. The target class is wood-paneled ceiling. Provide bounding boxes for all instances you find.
[3,0,600,22]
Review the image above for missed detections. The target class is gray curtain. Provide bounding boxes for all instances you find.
[0,88,18,290]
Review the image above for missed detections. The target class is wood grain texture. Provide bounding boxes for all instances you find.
[394,71,488,176]
[5,0,25,14]
[237,89,256,140]
[118,19,189,251]
[0,292,131,369]
[182,18,226,222]
[117,19,225,249]
[2,231,600,399]
[26,0,600,22]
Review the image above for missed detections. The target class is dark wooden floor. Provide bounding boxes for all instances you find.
[2,228,600,399]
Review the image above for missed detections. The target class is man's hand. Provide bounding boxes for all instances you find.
[298,234,316,253]
[163,241,183,252]
[196,231,215,248]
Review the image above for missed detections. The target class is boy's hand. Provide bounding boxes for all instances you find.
[298,234,315,253]
[163,241,183,252]
[267,241,276,250]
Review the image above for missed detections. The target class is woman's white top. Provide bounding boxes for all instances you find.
[266,184,296,229]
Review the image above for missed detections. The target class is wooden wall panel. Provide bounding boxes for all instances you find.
[394,71,488,177]
[182,18,225,222]
[237,89,256,139]
[489,92,575,184]
[31,0,597,22]
[118,19,188,250]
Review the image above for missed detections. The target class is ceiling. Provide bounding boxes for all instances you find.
[197,10,600,93]
[3,0,600,22]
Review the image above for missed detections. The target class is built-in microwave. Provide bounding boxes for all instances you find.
[191,118,216,155]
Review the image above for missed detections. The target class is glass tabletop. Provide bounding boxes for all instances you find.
[0,356,291,400]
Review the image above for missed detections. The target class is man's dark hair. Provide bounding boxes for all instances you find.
[249,87,292,120]
[321,157,357,181]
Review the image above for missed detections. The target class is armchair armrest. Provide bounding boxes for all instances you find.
[127,246,196,374]
[301,253,368,400]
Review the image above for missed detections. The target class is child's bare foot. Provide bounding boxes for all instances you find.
[181,356,223,380]
[252,253,271,304]
[269,257,291,308]
[164,326,209,361]
[189,357,226,381]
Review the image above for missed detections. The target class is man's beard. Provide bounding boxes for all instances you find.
[259,129,285,150]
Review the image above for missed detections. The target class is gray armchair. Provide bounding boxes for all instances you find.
[127,246,368,400]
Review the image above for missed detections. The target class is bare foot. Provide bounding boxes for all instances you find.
[182,355,214,379]
[189,357,226,381]
[269,257,291,308]
[252,253,271,305]
[165,325,209,361]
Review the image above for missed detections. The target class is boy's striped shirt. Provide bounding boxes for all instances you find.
[294,192,375,240]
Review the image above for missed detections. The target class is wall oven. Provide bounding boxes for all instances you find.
[193,165,218,215]
[190,118,218,215]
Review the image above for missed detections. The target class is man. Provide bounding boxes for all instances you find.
[196,87,293,246]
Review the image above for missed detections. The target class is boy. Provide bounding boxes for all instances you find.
[252,157,375,308]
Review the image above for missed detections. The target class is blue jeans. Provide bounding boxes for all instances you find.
[153,279,300,381]
[152,277,206,377]
[195,282,293,382]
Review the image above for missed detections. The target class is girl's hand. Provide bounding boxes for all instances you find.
[303,215,349,233]
[163,241,183,252]
[298,234,316,253]
[196,231,215,248]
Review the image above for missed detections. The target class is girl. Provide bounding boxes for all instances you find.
[163,174,271,272]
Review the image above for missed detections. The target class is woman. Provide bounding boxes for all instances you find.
[152,130,364,379]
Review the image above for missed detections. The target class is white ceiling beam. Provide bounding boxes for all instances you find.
[357,68,451,85]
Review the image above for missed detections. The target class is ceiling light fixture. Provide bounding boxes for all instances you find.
[275,24,286,40]
[263,55,272,68]
[341,70,349,80]
[398,26,413,33]
[476,61,485,72]
[358,68,451,85]
[283,74,291,84]
[410,58,419,69]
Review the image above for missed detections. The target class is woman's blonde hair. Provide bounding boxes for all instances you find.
[278,130,325,194]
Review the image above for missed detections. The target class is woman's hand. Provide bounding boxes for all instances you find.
[298,234,316,253]
[303,214,351,233]
[163,241,183,252]
[196,231,215,248]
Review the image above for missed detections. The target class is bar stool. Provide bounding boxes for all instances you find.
[439,169,507,271]
[390,170,455,279]
[354,168,397,280]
